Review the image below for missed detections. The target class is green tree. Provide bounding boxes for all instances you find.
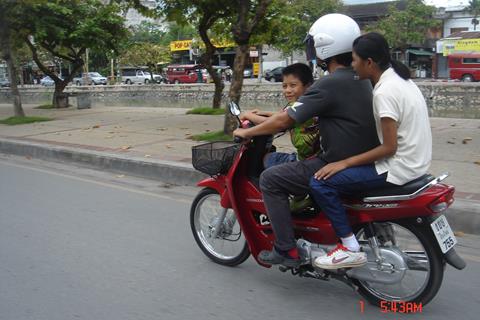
[160,22,197,45]
[119,42,171,81]
[469,0,480,30]
[161,0,273,133]
[222,0,273,135]
[161,0,235,109]
[369,0,440,59]
[18,0,129,108]
[257,0,342,56]
[0,0,25,117]
[129,21,166,44]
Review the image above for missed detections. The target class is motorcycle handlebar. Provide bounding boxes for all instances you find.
[233,136,244,143]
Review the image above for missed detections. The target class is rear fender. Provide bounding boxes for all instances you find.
[422,215,467,270]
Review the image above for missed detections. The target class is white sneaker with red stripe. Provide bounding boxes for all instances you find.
[313,244,367,269]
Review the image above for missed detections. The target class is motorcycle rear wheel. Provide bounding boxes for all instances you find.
[354,221,444,308]
[190,188,250,266]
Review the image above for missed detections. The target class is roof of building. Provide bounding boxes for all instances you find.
[443,31,480,39]
[343,0,407,19]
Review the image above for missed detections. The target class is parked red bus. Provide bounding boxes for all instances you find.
[448,53,480,82]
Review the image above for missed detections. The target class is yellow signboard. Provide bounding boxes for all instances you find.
[170,39,236,52]
[443,38,480,56]
[170,40,192,52]
[455,39,480,51]
[253,62,259,76]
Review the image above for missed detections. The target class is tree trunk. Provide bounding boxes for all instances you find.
[212,76,225,109]
[148,65,155,83]
[198,16,224,109]
[4,49,25,117]
[0,10,25,117]
[53,82,69,108]
[24,37,85,109]
[222,0,272,135]
[224,44,249,135]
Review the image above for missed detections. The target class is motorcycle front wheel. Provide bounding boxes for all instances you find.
[354,221,444,307]
[190,188,250,266]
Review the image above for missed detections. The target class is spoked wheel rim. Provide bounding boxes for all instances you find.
[356,223,431,301]
[193,193,247,260]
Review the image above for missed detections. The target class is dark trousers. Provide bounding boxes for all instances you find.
[309,164,390,238]
[259,157,325,251]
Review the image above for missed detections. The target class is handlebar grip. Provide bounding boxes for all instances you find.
[233,136,244,143]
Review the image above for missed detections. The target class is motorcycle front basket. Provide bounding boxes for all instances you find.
[192,141,239,176]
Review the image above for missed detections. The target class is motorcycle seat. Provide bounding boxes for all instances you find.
[357,174,435,198]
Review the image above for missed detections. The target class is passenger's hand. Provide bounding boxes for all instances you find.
[239,111,254,121]
[314,161,348,180]
[250,109,260,114]
[233,128,250,140]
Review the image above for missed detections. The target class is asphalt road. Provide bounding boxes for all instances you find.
[1,154,479,320]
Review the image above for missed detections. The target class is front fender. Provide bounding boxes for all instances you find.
[197,176,231,208]
[197,176,226,193]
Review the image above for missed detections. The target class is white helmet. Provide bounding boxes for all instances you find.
[307,13,361,60]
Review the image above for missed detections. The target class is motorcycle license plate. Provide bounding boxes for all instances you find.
[430,215,457,253]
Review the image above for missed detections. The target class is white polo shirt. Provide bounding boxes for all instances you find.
[373,68,432,185]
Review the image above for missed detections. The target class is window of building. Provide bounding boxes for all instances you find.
[450,27,469,34]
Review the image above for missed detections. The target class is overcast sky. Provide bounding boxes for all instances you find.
[342,0,470,7]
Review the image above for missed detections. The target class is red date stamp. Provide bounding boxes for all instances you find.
[359,300,423,314]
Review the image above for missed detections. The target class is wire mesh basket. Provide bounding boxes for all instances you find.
[192,141,239,176]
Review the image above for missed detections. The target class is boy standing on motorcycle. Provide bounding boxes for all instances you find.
[233,14,379,268]
[239,63,321,167]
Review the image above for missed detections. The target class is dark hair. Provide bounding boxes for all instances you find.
[325,52,353,67]
[282,63,313,86]
[352,32,410,80]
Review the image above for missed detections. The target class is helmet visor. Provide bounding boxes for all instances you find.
[304,34,316,62]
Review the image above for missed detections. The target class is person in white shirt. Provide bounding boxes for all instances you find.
[310,32,432,269]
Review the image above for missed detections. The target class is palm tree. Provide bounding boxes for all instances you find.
[469,0,480,30]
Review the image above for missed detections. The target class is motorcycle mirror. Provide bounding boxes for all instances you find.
[228,101,241,116]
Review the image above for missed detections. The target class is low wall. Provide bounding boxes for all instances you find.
[1,81,480,118]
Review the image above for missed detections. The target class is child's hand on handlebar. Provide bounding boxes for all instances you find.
[233,128,250,141]
[239,110,256,121]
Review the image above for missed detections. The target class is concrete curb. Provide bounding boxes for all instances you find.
[1,137,479,235]
[0,138,207,186]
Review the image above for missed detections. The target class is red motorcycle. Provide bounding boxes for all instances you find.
[190,102,466,308]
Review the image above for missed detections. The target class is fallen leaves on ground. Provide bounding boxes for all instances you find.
[462,137,473,144]
[92,124,101,129]
[474,161,480,166]
[447,141,455,144]
[454,231,465,237]
[120,145,132,150]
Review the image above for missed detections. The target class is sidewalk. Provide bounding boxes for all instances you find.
[1,103,479,234]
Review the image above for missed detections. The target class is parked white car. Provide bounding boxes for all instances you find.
[73,72,107,85]
[121,68,165,84]
[40,76,57,86]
